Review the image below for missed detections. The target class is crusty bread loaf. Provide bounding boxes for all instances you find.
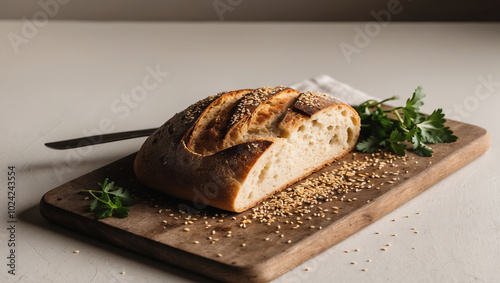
[134,86,361,212]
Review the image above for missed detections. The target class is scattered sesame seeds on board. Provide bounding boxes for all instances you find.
[246,150,405,220]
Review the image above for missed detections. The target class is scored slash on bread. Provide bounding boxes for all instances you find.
[134,86,361,212]
[184,89,253,155]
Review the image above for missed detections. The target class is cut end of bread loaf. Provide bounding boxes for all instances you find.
[233,102,359,212]
[134,87,360,213]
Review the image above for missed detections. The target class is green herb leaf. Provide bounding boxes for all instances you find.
[356,135,381,153]
[89,199,99,212]
[413,143,433,157]
[382,130,407,156]
[80,178,137,219]
[405,86,425,113]
[113,207,130,218]
[354,86,457,157]
[417,109,458,144]
[108,187,138,206]
[95,208,113,219]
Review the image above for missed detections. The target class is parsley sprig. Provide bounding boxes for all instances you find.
[81,178,137,219]
[353,86,457,157]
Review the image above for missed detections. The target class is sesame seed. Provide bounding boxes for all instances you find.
[362,268,367,272]
[73,250,79,254]
[120,271,125,275]
[217,253,222,257]
[241,243,246,247]
[351,261,356,264]
[367,259,371,262]
[381,248,387,251]
[354,249,359,252]
[386,243,391,246]
[345,250,349,253]
[305,268,310,271]
[193,241,199,244]
[183,228,190,232]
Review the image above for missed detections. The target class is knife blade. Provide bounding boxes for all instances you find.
[44,128,158,150]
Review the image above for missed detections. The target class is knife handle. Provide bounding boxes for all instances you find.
[44,128,158,150]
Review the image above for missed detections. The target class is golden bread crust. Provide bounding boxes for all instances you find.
[134,87,360,212]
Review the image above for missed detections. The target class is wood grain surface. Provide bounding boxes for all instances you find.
[39,119,490,282]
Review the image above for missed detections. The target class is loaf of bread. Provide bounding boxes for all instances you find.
[134,86,360,212]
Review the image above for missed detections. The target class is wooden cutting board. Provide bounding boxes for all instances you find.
[40,119,490,282]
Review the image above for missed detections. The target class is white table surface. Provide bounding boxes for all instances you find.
[1,21,499,283]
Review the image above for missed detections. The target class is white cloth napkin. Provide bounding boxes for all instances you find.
[290,74,378,106]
